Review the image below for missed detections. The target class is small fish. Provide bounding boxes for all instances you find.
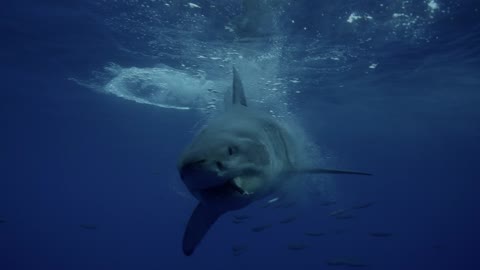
[261,202,271,208]
[346,262,368,267]
[327,259,346,266]
[330,209,349,217]
[320,201,337,206]
[327,258,367,267]
[233,214,250,220]
[261,197,281,208]
[80,224,97,230]
[232,245,248,256]
[305,232,324,237]
[275,201,296,209]
[233,251,244,256]
[308,190,323,196]
[268,197,279,204]
[287,243,308,250]
[232,245,248,252]
[352,202,375,210]
[279,216,296,224]
[335,214,354,220]
[369,232,392,237]
[251,224,272,232]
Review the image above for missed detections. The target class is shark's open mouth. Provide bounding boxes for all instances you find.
[232,176,259,195]
[202,176,260,196]
[200,177,255,197]
[179,157,265,197]
[230,178,250,195]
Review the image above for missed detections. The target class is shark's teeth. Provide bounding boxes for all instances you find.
[233,177,254,195]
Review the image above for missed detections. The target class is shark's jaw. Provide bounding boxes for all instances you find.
[188,176,258,204]
[194,177,251,198]
[179,160,261,202]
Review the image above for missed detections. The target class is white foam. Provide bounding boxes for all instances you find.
[428,0,439,12]
[393,13,408,18]
[290,79,300,83]
[102,64,216,110]
[224,25,234,32]
[347,12,373,23]
[347,13,362,23]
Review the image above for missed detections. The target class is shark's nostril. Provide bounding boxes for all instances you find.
[216,161,225,171]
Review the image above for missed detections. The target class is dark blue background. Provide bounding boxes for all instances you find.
[1,0,479,269]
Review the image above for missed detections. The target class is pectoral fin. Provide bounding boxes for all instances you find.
[182,203,224,256]
[294,168,372,176]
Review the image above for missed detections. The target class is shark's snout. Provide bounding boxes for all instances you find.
[179,159,206,179]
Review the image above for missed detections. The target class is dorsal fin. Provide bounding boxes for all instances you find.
[232,67,247,106]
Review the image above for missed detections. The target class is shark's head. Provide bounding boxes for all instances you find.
[178,68,272,209]
[178,119,270,207]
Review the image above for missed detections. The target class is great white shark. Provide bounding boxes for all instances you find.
[178,67,371,256]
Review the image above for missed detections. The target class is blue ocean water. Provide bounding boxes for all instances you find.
[1,0,479,269]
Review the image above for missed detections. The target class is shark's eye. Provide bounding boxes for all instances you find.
[228,146,237,156]
[216,161,225,171]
